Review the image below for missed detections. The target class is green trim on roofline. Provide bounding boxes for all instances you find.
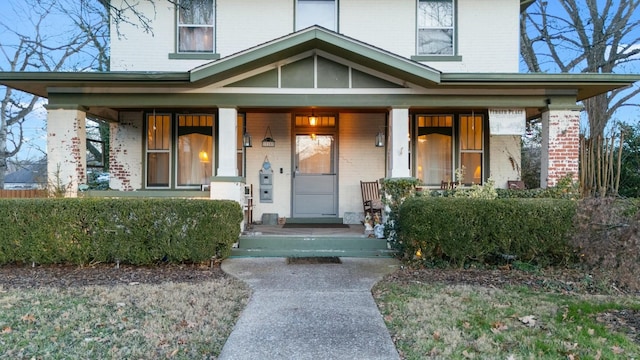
[189,26,442,87]
[47,92,579,109]
[442,73,640,83]
[411,55,463,62]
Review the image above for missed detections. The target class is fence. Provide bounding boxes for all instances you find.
[0,189,48,198]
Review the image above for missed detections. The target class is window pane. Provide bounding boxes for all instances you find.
[460,115,483,150]
[147,115,170,150]
[461,153,482,185]
[418,29,453,55]
[147,153,170,187]
[296,135,335,174]
[178,133,212,186]
[177,115,213,186]
[418,0,453,27]
[179,27,214,52]
[416,133,452,185]
[179,0,214,25]
[296,0,336,31]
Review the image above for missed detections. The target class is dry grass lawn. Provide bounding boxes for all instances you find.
[0,278,249,359]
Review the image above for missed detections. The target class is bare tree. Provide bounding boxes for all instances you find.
[0,0,107,188]
[520,0,640,138]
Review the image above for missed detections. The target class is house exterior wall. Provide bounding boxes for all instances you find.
[541,109,580,187]
[109,111,144,191]
[245,113,292,221]
[110,0,519,73]
[489,135,521,188]
[338,113,386,222]
[47,108,87,197]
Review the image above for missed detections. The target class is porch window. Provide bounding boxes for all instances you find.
[459,114,483,184]
[416,115,453,185]
[177,115,213,187]
[417,0,454,55]
[177,0,215,53]
[414,113,485,186]
[296,0,337,31]
[146,113,215,189]
[147,114,171,187]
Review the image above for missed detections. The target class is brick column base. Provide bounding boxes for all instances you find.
[541,110,580,188]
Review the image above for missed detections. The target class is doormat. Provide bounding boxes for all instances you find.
[287,257,342,264]
[282,223,349,228]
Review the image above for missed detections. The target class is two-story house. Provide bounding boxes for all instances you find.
[1,0,637,224]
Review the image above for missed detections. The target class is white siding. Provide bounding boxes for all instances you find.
[110,0,520,73]
[338,113,386,218]
[489,135,521,189]
[216,0,293,56]
[245,113,292,221]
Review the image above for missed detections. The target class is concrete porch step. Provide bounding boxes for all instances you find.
[231,236,396,258]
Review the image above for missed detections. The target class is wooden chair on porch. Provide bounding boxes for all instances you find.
[361,180,383,218]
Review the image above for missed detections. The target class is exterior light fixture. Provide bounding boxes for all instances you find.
[309,114,317,126]
[243,132,252,147]
[375,131,385,147]
[261,126,275,147]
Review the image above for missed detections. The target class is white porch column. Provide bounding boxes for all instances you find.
[217,108,238,177]
[46,107,87,197]
[211,108,245,209]
[388,108,410,178]
[540,109,580,188]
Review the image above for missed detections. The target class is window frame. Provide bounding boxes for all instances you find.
[145,112,217,190]
[414,0,460,61]
[295,0,338,32]
[412,112,487,186]
[173,0,219,58]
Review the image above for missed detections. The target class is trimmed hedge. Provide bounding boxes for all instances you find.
[0,198,242,265]
[396,197,577,267]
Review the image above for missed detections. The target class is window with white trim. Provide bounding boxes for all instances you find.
[177,0,215,53]
[417,0,454,55]
[296,0,337,31]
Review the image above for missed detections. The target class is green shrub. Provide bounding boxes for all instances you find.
[0,198,242,265]
[396,197,577,267]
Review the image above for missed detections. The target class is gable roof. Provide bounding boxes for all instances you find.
[189,26,442,87]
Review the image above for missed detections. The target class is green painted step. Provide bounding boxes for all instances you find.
[230,235,396,258]
[284,217,344,224]
[237,236,388,250]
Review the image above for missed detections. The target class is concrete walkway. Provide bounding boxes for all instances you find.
[219,257,401,360]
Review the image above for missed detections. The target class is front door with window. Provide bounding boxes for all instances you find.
[292,133,338,217]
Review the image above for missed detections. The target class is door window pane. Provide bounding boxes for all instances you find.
[147,114,171,187]
[461,153,482,185]
[147,153,170,187]
[417,0,454,55]
[296,0,336,31]
[296,135,335,174]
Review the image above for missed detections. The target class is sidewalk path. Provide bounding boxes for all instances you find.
[220,257,401,360]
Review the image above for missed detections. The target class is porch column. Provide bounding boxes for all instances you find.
[540,109,580,188]
[211,107,245,205]
[388,108,410,178]
[46,107,87,197]
[109,111,144,191]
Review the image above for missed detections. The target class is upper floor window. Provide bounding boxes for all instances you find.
[296,0,337,31]
[178,0,215,53]
[417,0,454,55]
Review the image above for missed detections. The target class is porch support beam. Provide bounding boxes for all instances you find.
[540,109,580,188]
[46,107,87,197]
[388,108,410,178]
[216,108,239,177]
